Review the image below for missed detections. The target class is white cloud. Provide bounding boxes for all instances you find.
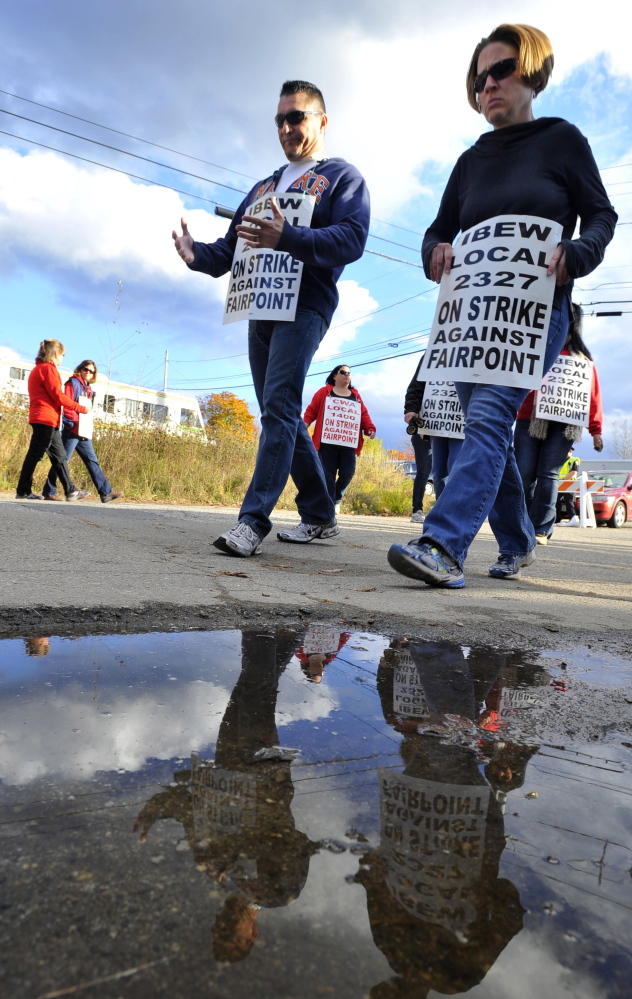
[315,279,379,361]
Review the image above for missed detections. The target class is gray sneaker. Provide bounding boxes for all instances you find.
[277,520,340,543]
[410,510,425,524]
[488,549,536,579]
[213,522,263,557]
[66,489,91,502]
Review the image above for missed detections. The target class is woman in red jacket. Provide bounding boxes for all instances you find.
[514,306,603,544]
[15,339,90,501]
[304,364,376,515]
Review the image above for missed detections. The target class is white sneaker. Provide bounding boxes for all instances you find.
[277,520,340,543]
[334,502,341,516]
[213,521,262,557]
[410,510,425,524]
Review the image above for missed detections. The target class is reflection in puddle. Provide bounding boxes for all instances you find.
[0,628,631,998]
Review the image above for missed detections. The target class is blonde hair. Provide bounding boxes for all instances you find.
[466,24,554,113]
[36,339,65,363]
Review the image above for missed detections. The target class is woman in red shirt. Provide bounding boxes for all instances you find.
[304,365,376,515]
[15,339,90,501]
[514,306,603,543]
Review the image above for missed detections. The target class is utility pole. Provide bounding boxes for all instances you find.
[163,350,169,393]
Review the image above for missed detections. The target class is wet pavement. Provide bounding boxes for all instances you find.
[1,627,631,998]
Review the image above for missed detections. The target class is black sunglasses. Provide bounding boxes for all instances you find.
[80,366,96,373]
[473,57,518,94]
[274,110,324,128]
[338,369,351,375]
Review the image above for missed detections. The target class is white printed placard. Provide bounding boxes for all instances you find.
[420,381,465,439]
[498,687,541,719]
[535,354,593,427]
[223,192,315,324]
[192,764,257,839]
[392,651,429,719]
[76,394,94,440]
[419,215,563,389]
[320,395,361,448]
[302,625,341,655]
[379,769,490,931]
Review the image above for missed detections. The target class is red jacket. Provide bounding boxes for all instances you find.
[62,375,93,434]
[304,385,376,455]
[27,360,87,428]
[517,350,603,436]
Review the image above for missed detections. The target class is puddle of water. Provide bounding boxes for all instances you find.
[1,629,631,998]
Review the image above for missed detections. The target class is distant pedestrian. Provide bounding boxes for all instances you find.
[42,359,123,504]
[403,358,432,524]
[304,365,375,515]
[15,339,90,502]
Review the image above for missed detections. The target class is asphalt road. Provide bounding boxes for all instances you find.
[1,494,631,648]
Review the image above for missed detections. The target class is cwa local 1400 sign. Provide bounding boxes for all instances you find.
[418,215,563,389]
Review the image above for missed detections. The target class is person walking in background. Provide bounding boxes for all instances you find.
[403,357,432,524]
[514,305,603,544]
[42,359,123,504]
[15,339,90,502]
[388,23,616,589]
[303,364,375,515]
[173,80,370,556]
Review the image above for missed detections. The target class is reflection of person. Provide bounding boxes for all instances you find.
[403,359,432,524]
[133,630,319,963]
[294,628,351,683]
[304,364,376,516]
[24,637,50,657]
[359,640,532,997]
[174,80,370,557]
[388,23,616,589]
[515,305,603,543]
[15,339,90,502]
[42,359,123,504]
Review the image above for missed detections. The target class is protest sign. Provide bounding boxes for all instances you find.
[320,395,361,448]
[418,215,563,389]
[420,381,465,438]
[379,768,490,932]
[535,354,593,426]
[223,193,315,324]
[192,762,257,839]
[76,394,93,440]
[302,625,341,655]
[392,650,429,719]
[498,687,541,720]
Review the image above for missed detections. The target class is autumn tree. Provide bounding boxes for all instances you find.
[608,418,632,459]
[198,392,258,443]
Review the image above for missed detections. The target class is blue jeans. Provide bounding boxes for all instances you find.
[44,433,112,498]
[239,307,335,538]
[317,443,357,503]
[410,434,431,512]
[421,296,571,568]
[430,436,464,499]
[514,419,572,537]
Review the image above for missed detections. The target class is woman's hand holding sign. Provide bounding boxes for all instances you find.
[429,243,454,283]
[172,219,195,263]
[547,244,570,285]
[236,197,286,249]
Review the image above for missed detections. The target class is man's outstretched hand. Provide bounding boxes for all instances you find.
[172,218,195,263]
[236,197,286,249]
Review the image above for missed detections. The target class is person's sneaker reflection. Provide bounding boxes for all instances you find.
[357,640,538,997]
[133,630,319,964]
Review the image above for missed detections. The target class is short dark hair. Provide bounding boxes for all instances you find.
[280,80,326,113]
[466,23,554,112]
[326,364,353,387]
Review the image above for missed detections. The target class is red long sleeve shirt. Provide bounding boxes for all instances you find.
[27,360,87,427]
[304,385,376,455]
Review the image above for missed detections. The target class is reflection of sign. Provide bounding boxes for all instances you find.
[76,394,93,440]
[320,396,361,448]
[535,354,593,426]
[498,687,541,719]
[379,769,490,933]
[192,764,257,839]
[419,215,562,389]
[393,652,429,719]
[223,193,315,324]
[420,381,465,439]
[302,625,340,655]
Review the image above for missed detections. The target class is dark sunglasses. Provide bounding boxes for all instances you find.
[473,57,518,94]
[80,366,96,373]
[338,369,351,376]
[274,110,324,128]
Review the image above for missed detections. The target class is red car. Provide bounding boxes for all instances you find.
[579,469,632,528]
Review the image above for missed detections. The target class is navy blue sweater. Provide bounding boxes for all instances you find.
[188,157,370,325]
[422,118,617,307]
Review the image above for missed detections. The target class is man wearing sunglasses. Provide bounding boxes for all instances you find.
[173,80,370,557]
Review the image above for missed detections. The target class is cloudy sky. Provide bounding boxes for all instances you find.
[1,0,630,452]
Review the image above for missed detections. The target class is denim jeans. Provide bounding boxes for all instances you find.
[17,424,75,497]
[421,296,571,567]
[317,443,357,503]
[239,307,335,538]
[43,434,113,499]
[430,436,464,500]
[514,419,572,537]
[410,434,431,512]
